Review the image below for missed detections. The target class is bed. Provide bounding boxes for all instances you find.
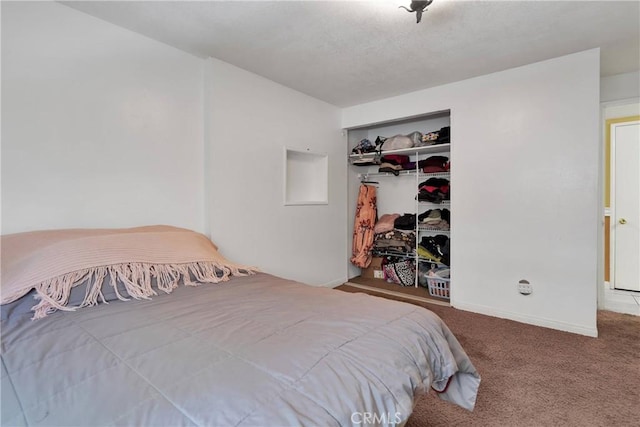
[1,226,480,426]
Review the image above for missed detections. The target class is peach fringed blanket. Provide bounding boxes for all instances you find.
[0,225,257,319]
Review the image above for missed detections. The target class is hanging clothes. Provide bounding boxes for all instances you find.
[350,184,377,268]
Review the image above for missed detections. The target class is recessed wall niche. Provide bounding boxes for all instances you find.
[284,148,328,205]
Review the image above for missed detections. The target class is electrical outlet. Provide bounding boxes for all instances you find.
[373,270,384,279]
[518,279,533,295]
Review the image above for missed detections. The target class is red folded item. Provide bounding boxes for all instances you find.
[420,185,450,193]
[423,166,448,173]
[382,155,410,165]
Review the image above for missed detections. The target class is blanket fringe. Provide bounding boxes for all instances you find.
[31,262,257,319]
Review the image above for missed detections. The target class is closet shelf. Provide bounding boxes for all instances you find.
[418,200,451,206]
[349,143,451,162]
[358,170,450,180]
[417,226,450,233]
[358,170,414,179]
[370,251,449,267]
[371,251,415,259]
[418,172,450,178]
[417,257,449,267]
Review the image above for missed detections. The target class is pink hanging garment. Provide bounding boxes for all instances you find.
[350,184,377,268]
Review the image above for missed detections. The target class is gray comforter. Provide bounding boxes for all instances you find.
[1,273,480,426]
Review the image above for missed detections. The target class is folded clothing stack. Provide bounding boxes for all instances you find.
[352,157,380,166]
[351,138,379,155]
[436,126,450,144]
[417,235,450,266]
[418,156,450,173]
[373,213,416,234]
[418,208,450,230]
[373,213,400,234]
[351,138,383,167]
[373,230,416,256]
[417,178,450,203]
[372,212,417,256]
[351,139,381,166]
[393,213,416,230]
[378,155,410,175]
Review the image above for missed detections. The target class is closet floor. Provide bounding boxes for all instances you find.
[346,276,450,307]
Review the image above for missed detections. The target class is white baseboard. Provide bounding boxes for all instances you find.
[603,287,640,316]
[317,277,348,289]
[453,301,598,337]
[604,301,640,316]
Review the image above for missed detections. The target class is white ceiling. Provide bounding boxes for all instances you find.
[61,0,640,107]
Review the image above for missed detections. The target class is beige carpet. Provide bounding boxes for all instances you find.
[336,284,640,427]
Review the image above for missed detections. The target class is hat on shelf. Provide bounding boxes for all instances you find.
[422,210,442,223]
[407,131,423,146]
[352,158,379,166]
[378,162,403,175]
[381,135,414,151]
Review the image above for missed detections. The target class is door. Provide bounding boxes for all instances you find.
[612,120,640,291]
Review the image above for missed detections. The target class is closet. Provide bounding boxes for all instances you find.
[347,110,452,305]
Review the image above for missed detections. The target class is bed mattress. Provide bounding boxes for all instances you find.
[1,273,479,426]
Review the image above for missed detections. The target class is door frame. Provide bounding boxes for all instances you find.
[608,116,640,291]
[600,99,640,314]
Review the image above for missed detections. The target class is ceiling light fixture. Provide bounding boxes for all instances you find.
[399,1,434,23]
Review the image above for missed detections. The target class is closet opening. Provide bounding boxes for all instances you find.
[346,110,452,306]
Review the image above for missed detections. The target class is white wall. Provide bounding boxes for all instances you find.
[343,50,601,336]
[1,1,205,234]
[1,2,345,288]
[601,71,640,103]
[205,58,346,286]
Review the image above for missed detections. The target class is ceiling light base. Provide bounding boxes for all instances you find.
[399,1,434,23]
